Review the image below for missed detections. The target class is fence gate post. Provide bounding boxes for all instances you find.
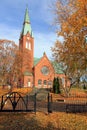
[1,96,4,110]
[34,93,36,114]
[26,95,28,111]
[48,93,52,114]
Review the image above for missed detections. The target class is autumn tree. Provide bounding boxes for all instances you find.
[0,39,23,88]
[10,49,23,88]
[0,39,33,88]
[52,0,87,90]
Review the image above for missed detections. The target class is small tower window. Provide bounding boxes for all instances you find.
[26,41,31,50]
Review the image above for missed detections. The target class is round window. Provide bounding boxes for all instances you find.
[41,66,49,75]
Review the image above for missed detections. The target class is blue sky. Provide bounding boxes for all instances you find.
[0,0,61,59]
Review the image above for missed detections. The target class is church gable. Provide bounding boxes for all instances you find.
[34,53,54,73]
[33,53,55,87]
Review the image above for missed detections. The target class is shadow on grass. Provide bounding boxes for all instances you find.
[0,112,67,130]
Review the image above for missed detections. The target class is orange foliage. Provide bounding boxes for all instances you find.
[52,0,87,79]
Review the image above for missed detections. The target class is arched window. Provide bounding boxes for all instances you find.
[43,80,47,85]
[28,78,31,87]
[26,41,31,50]
[38,79,42,85]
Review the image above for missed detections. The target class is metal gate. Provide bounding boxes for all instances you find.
[0,92,36,112]
[0,92,52,114]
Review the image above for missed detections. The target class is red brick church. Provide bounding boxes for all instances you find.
[19,7,65,88]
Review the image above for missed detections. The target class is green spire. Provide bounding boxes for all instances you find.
[21,7,34,37]
[24,7,30,24]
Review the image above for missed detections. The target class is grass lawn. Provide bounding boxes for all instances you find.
[0,112,87,130]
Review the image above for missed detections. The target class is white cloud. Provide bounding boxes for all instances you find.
[0,23,20,44]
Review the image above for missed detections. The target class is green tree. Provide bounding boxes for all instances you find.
[55,77,61,94]
[53,77,56,93]
[53,77,61,94]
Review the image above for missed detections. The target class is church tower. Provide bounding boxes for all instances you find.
[19,7,34,87]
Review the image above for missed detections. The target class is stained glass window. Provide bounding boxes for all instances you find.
[41,66,49,75]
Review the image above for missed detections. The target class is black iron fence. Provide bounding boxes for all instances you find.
[0,91,87,113]
[52,99,87,113]
[65,99,87,113]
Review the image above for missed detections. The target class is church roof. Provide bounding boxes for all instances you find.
[52,62,64,74]
[20,7,34,37]
[34,57,41,66]
[34,57,64,74]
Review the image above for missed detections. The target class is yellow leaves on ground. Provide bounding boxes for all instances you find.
[0,112,87,130]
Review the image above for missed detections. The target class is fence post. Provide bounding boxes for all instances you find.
[48,93,52,114]
[12,93,17,111]
[34,93,36,114]
[26,95,28,111]
[1,96,4,110]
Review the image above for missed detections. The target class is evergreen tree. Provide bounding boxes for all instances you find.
[57,77,61,94]
[55,77,61,94]
[53,77,61,94]
[53,77,56,93]
[83,84,86,90]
